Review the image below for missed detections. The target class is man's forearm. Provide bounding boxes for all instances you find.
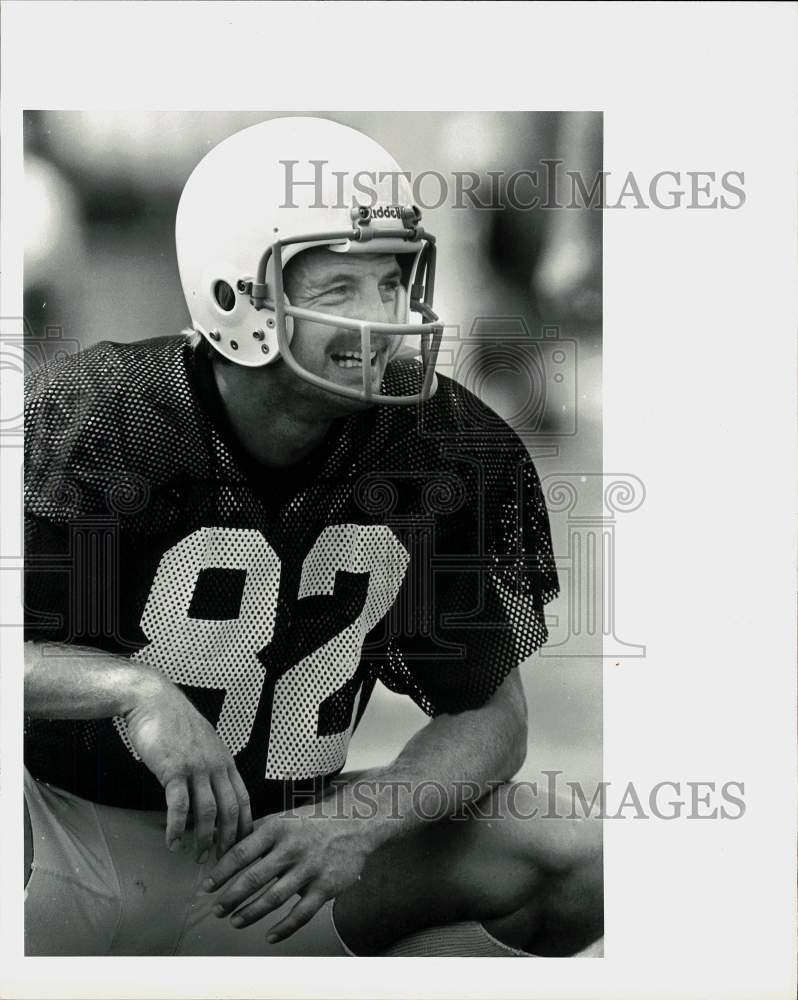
[337,672,528,848]
[24,640,163,719]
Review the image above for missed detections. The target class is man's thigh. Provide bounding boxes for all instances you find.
[24,773,347,956]
[333,778,603,954]
[24,770,126,955]
[340,776,602,900]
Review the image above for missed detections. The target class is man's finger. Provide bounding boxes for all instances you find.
[265,890,327,944]
[213,850,290,916]
[210,769,240,859]
[164,777,190,851]
[191,774,217,863]
[203,822,276,892]
[228,766,253,841]
[228,869,309,929]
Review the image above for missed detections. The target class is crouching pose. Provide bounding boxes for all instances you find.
[24,117,602,957]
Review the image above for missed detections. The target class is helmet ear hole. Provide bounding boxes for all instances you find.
[213,280,236,312]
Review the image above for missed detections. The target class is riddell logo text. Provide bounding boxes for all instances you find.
[369,205,403,219]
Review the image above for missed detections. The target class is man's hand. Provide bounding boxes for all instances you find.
[201,669,528,944]
[202,804,375,942]
[124,675,253,861]
[24,641,254,861]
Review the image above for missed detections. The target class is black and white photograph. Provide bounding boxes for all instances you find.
[1,3,796,999]
[21,109,604,958]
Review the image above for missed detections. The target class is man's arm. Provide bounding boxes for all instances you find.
[353,667,527,841]
[205,669,528,940]
[24,640,253,860]
[25,640,161,719]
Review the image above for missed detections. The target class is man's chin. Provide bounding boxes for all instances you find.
[307,374,380,417]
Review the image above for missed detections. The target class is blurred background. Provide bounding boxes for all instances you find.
[24,111,603,792]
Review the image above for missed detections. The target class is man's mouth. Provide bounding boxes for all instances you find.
[330,349,379,369]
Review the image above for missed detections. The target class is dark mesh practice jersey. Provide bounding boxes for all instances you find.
[24,336,558,816]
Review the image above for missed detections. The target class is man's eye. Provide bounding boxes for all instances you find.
[380,281,400,301]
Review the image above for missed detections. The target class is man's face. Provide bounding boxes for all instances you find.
[282,248,404,407]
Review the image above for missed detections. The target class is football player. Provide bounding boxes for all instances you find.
[23,117,602,957]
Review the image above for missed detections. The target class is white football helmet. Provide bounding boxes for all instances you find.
[176,117,443,405]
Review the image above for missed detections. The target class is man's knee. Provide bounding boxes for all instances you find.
[476,780,603,874]
[478,783,604,955]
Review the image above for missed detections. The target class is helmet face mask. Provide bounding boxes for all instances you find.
[176,118,443,405]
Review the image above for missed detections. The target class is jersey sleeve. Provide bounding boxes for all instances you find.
[22,337,203,653]
[378,438,559,717]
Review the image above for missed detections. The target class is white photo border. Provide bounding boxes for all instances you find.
[2,2,796,998]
